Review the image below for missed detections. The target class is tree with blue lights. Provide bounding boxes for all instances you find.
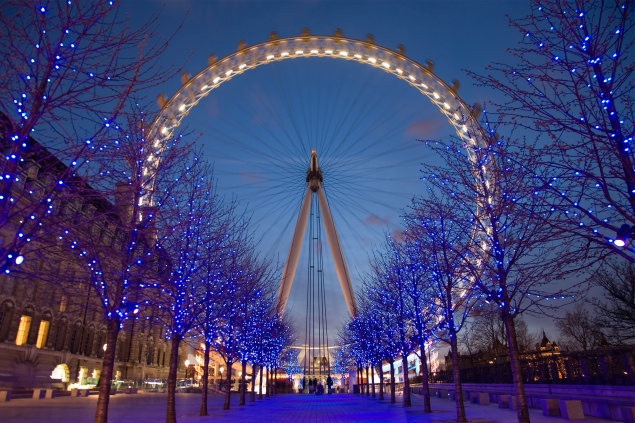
[198,212,245,415]
[264,311,294,396]
[418,129,581,423]
[51,105,192,423]
[210,244,279,409]
[356,273,404,404]
[235,261,279,405]
[278,346,301,390]
[367,237,418,407]
[386,234,438,411]
[470,0,634,261]
[0,0,174,276]
[354,296,392,401]
[153,154,232,423]
[404,195,480,423]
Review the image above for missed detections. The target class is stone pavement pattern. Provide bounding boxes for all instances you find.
[0,391,619,423]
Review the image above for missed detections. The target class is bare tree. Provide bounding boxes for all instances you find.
[469,0,635,261]
[461,304,539,360]
[514,318,541,353]
[588,259,635,344]
[459,304,509,362]
[0,0,177,275]
[556,303,603,351]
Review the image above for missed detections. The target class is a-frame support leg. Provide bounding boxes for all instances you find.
[276,186,313,313]
[316,183,358,317]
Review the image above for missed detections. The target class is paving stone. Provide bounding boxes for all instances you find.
[0,390,619,423]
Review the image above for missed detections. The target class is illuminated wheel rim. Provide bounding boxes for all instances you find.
[147,33,485,190]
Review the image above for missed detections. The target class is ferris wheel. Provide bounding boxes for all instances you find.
[147,29,485,375]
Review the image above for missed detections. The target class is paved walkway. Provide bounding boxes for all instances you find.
[0,391,619,423]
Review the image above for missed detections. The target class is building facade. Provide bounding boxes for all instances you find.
[0,132,176,390]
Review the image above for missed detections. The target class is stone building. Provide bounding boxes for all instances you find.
[0,131,176,390]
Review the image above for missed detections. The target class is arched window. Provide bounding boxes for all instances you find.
[69,321,82,354]
[54,317,68,351]
[37,311,53,349]
[83,325,95,356]
[16,305,35,346]
[96,329,107,358]
[116,333,127,362]
[0,300,15,342]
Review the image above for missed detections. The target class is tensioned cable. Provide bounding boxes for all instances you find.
[316,198,330,376]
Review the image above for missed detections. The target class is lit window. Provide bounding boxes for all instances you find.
[16,315,32,346]
[59,296,67,312]
[36,320,50,348]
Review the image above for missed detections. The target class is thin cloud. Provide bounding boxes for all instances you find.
[364,214,390,226]
[406,116,443,138]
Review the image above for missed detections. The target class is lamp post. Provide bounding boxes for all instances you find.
[614,224,635,247]
[184,359,190,379]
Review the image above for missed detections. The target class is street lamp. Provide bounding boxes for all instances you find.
[184,360,190,379]
[614,224,633,247]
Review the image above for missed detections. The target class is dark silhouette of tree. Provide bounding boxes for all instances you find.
[556,303,603,351]
[588,259,635,343]
[469,0,634,261]
[460,304,539,360]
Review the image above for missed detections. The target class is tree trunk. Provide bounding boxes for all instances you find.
[265,366,270,397]
[371,365,376,398]
[450,334,467,423]
[223,360,232,410]
[419,340,432,413]
[239,360,247,405]
[403,358,411,407]
[377,363,384,401]
[258,364,264,400]
[503,314,530,423]
[365,365,370,396]
[200,342,210,416]
[93,316,120,423]
[273,367,277,395]
[250,365,257,402]
[389,360,396,403]
[165,335,182,423]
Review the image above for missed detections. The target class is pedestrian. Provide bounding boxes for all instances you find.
[326,375,333,394]
[316,381,324,395]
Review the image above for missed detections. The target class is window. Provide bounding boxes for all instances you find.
[69,325,81,354]
[36,320,50,348]
[59,295,68,312]
[54,319,68,351]
[16,315,32,346]
[96,331,106,358]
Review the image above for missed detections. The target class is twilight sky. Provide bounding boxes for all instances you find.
[122,0,539,345]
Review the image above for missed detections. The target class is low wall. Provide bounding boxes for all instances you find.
[411,383,635,421]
